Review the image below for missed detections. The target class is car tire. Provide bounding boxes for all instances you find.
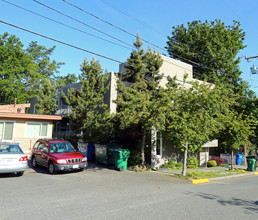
[48,162,56,175]
[16,171,24,177]
[31,156,37,168]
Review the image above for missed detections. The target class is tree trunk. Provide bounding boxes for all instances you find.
[141,128,147,165]
[231,149,234,170]
[182,142,188,176]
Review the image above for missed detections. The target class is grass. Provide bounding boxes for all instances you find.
[175,169,246,179]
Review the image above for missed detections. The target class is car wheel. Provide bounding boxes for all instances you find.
[48,162,56,175]
[16,171,24,177]
[31,156,37,168]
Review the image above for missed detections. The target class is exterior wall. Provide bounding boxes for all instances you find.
[1,118,53,156]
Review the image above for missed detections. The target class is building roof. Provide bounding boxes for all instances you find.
[0,112,62,121]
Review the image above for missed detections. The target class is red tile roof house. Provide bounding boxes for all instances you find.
[0,102,62,157]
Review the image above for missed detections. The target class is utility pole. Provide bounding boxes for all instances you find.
[245,55,258,74]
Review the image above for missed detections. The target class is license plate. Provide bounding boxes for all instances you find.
[73,165,79,169]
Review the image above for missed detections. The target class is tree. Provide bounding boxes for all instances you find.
[0,32,38,104]
[116,34,164,164]
[26,41,64,77]
[0,32,63,104]
[55,73,79,88]
[166,20,248,95]
[219,110,254,170]
[63,58,109,142]
[36,78,58,115]
[165,76,235,176]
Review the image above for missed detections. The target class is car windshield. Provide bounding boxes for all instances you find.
[0,144,23,154]
[49,142,76,153]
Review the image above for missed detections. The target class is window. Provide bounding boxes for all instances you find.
[26,122,48,137]
[0,121,15,141]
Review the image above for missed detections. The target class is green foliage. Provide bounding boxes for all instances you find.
[127,148,142,166]
[159,160,182,170]
[175,162,183,168]
[115,34,164,164]
[36,78,57,115]
[55,73,79,88]
[63,57,110,142]
[207,160,217,167]
[187,156,199,168]
[166,20,247,95]
[0,32,63,104]
[26,41,64,77]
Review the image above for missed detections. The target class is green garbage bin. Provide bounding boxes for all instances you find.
[113,149,130,171]
[95,144,121,165]
[247,158,256,171]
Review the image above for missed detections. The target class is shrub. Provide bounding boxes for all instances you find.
[210,157,225,165]
[168,160,176,168]
[207,160,217,167]
[187,156,199,168]
[175,162,183,169]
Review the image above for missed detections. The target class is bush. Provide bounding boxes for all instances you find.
[168,160,176,168]
[210,157,225,165]
[187,156,199,168]
[175,162,183,169]
[207,160,217,167]
[159,161,182,170]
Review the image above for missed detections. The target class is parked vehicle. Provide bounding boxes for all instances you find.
[0,143,28,176]
[31,139,87,174]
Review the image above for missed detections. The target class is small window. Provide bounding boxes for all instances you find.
[0,121,15,141]
[26,122,48,137]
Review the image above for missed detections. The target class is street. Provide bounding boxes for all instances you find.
[0,163,258,220]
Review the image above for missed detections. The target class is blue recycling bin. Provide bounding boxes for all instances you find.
[87,144,95,161]
[235,154,244,165]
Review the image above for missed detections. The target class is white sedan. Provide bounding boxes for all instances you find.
[0,143,28,176]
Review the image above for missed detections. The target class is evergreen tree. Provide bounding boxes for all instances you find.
[116,34,164,164]
[63,58,109,142]
[36,78,57,115]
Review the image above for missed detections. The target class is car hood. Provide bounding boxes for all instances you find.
[50,152,84,159]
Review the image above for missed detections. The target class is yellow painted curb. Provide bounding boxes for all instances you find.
[191,178,209,184]
[254,172,258,175]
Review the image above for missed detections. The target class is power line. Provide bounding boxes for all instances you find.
[0,20,123,64]
[63,0,166,52]
[61,0,213,72]
[1,0,132,50]
[99,0,166,37]
[33,0,133,48]
[34,0,222,75]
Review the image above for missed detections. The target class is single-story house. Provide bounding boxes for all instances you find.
[0,103,62,156]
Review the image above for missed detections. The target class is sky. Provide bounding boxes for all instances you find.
[1,0,258,94]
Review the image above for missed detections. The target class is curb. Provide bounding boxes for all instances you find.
[191,178,209,184]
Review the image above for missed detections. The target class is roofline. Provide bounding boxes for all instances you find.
[0,112,62,121]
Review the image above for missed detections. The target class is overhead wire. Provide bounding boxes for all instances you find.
[61,0,218,74]
[1,1,244,86]
[99,0,166,37]
[0,20,123,64]
[33,0,133,48]
[1,0,132,50]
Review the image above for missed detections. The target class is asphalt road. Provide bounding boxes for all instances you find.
[0,163,258,220]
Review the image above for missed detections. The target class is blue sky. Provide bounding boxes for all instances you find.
[1,0,258,94]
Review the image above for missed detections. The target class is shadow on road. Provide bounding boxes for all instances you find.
[186,191,258,214]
